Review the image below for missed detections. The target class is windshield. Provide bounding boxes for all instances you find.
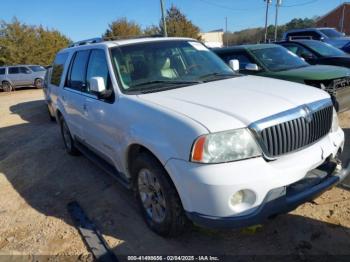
[29,65,46,72]
[302,41,347,57]
[110,40,235,93]
[250,46,308,72]
[320,29,344,38]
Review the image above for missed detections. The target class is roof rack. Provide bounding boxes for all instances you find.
[68,35,165,48]
[68,37,103,48]
[103,34,164,41]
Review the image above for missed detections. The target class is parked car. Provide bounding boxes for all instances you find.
[42,66,55,121]
[48,37,349,236]
[213,44,350,112]
[277,39,350,67]
[283,28,350,53]
[0,65,46,92]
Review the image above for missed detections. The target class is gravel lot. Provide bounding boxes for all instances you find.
[0,89,349,260]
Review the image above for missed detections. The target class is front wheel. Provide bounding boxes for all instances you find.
[132,152,189,236]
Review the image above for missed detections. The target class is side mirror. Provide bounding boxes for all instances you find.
[245,63,260,71]
[90,77,106,93]
[229,59,240,71]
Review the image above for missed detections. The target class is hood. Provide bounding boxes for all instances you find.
[327,38,350,48]
[268,65,350,82]
[138,75,329,133]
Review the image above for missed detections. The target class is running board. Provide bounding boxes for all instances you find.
[75,141,131,189]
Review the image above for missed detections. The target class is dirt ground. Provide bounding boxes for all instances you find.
[0,89,349,260]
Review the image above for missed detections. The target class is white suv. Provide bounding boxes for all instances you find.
[47,37,349,236]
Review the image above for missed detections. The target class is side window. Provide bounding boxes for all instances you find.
[19,67,31,74]
[67,50,90,90]
[8,67,19,74]
[0,68,5,75]
[51,53,69,86]
[86,49,111,93]
[283,44,315,59]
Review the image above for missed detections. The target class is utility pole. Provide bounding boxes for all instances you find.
[274,0,282,42]
[264,0,272,43]
[160,0,167,37]
[225,17,228,46]
[341,3,346,33]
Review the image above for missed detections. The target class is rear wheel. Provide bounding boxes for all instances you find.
[59,116,80,155]
[2,81,13,92]
[132,152,189,236]
[34,78,43,89]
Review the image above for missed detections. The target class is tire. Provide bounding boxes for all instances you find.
[34,78,43,89]
[59,116,80,155]
[2,81,13,92]
[132,152,189,236]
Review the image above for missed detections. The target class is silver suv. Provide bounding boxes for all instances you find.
[0,65,46,92]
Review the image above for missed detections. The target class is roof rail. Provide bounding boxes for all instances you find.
[68,37,103,48]
[103,34,164,41]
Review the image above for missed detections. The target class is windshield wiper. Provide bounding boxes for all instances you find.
[126,80,202,94]
[199,72,237,82]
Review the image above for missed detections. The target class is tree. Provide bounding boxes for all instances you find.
[103,18,142,39]
[162,5,201,40]
[0,18,70,66]
[223,17,317,45]
[143,25,161,36]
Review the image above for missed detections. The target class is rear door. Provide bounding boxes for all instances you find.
[62,50,90,140]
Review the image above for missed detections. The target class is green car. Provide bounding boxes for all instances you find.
[214,44,350,112]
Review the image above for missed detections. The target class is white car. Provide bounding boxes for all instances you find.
[47,37,349,236]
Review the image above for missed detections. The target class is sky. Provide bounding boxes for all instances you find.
[0,0,346,41]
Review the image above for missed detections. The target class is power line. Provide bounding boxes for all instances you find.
[281,0,319,8]
[197,0,265,12]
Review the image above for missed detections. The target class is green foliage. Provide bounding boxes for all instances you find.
[223,17,317,46]
[0,18,70,66]
[143,25,161,36]
[103,17,142,39]
[162,5,201,40]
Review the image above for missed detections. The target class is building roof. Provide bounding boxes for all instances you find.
[317,2,350,22]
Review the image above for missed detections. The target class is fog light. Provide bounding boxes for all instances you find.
[229,189,256,213]
[230,190,245,206]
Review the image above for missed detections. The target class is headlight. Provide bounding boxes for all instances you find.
[191,128,261,163]
[332,107,339,132]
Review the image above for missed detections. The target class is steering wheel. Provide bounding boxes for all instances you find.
[185,64,202,74]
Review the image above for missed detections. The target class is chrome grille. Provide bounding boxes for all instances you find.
[250,100,333,158]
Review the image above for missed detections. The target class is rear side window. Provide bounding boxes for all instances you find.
[19,67,31,74]
[51,53,69,86]
[0,68,5,75]
[67,50,90,90]
[8,67,19,74]
[86,49,111,93]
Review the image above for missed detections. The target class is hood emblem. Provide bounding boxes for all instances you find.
[303,105,313,123]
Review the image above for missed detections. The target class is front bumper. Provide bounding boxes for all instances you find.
[165,128,345,228]
[186,159,350,229]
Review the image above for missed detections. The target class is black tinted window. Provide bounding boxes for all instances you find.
[51,53,69,86]
[86,49,110,93]
[67,50,90,90]
[19,67,31,74]
[0,68,5,75]
[8,67,19,74]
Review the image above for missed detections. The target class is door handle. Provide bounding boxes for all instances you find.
[62,95,65,101]
[83,104,88,111]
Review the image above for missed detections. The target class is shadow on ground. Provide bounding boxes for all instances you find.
[0,99,350,259]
